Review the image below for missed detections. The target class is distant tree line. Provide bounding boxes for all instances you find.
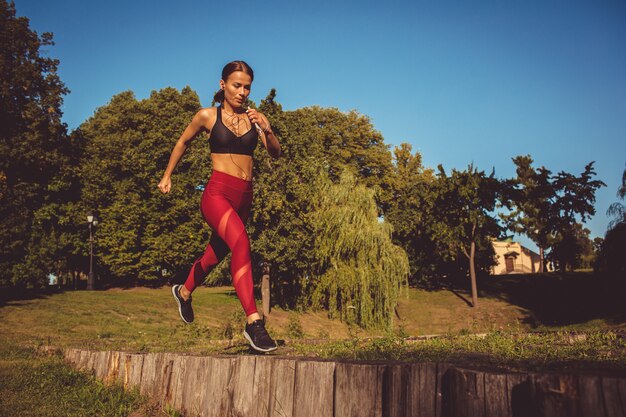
[2,1,618,328]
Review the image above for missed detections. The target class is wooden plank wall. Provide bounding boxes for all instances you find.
[62,348,626,417]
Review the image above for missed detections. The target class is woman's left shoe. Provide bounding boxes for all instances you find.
[244,319,277,352]
[172,285,194,324]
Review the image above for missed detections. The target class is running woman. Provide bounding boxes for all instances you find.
[158,61,281,352]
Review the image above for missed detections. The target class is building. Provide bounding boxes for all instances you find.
[491,239,543,275]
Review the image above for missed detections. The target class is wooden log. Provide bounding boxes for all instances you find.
[77,349,90,370]
[179,356,212,417]
[335,362,384,417]
[167,354,188,412]
[435,363,452,417]
[229,355,258,416]
[262,262,270,317]
[416,362,437,416]
[85,350,96,375]
[382,364,408,417]
[484,372,508,417]
[93,350,110,380]
[293,359,335,417]
[268,358,296,417]
[105,351,121,384]
[200,356,234,417]
[123,353,144,390]
[601,377,624,417]
[532,373,578,417]
[251,355,273,417]
[155,353,175,402]
[507,373,534,417]
[441,366,486,417]
[577,376,605,417]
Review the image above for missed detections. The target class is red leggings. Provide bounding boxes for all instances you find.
[184,170,257,317]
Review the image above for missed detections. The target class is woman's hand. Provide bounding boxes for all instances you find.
[158,176,172,194]
[245,108,270,132]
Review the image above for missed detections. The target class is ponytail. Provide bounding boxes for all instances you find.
[213,89,225,104]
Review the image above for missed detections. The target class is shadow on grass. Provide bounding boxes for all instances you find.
[471,271,626,328]
[0,287,58,308]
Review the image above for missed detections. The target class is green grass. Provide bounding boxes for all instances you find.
[1,274,624,415]
[0,275,624,365]
[0,336,184,417]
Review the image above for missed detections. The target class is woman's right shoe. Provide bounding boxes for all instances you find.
[244,319,277,352]
[172,285,194,324]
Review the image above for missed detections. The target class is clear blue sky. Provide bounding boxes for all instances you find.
[15,0,626,247]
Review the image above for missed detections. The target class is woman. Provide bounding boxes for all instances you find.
[158,61,281,352]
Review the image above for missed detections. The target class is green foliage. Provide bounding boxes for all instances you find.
[0,1,72,287]
[249,99,397,313]
[384,143,441,284]
[78,87,210,282]
[306,171,409,329]
[596,165,626,276]
[287,313,305,339]
[502,155,605,272]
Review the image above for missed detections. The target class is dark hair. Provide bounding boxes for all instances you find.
[213,60,255,103]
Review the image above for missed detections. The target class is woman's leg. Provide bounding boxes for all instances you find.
[201,192,258,317]
[182,233,229,294]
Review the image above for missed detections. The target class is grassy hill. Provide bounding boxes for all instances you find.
[1,272,624,415]
[0,272,623,368]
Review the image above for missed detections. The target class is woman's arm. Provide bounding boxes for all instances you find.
[158,108,212,194]
[247,109,281,159]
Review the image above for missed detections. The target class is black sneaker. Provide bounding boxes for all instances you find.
[244,319,277,352]
[172,285,194,324]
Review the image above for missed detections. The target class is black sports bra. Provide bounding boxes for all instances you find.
[209,106,258,156]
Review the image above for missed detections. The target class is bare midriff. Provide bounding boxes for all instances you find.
[211,153,254,181]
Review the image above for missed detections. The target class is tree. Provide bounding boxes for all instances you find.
[606,164,626,230]
[0,1,70,286]
[306,171,409,329]
[78,87,209,283]
[383,143,440,285]
[248,102,397,306]
[503,156,605,272]
[501,156,555,272]
[434,164,502,306]
[596,165,626,276]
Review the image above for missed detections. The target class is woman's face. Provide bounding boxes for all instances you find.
[220,71,252,109]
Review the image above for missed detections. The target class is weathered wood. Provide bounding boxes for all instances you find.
[94,350,110,380]
[262,270,270,317]
[436,363,452,417]
[167,354,188,412]
[335,362,384,417]
[180,356,212,417]
[229,355,257,416]
[382,364,408,417]
[417,362,437,416]
[507,373,533,417]
[251,355,273,417]
[122,353,144,390]
[60,347,626,417]
[268,358,296,417]
[293,359,335,417]
[441,366,486,417]
[577,376,605,417]
[533,373,578,417]
[484,372,508,417]
[201,356,233,417]
[105,351,121,384]
[601,377,624,417]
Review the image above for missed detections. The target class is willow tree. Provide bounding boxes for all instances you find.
[307,171,409,329]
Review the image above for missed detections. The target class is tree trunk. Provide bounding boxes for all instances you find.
[261,262,271,318]
[469,240,478,307]
[539,247,544,272]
